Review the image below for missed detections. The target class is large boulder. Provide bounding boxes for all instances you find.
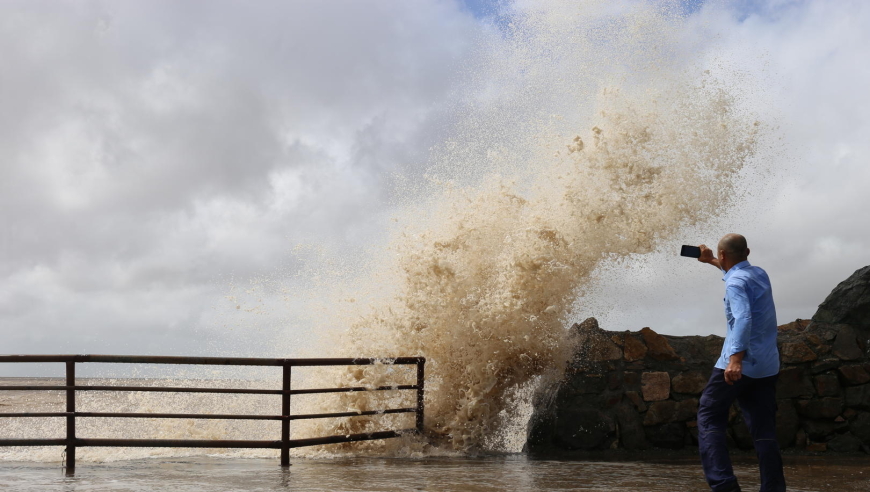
[812,266,870,331]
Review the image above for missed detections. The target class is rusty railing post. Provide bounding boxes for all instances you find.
[416,359,424,434]
[280,362,291,466]
[65,361,76,472]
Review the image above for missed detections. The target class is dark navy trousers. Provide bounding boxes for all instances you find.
[697,369,786,492]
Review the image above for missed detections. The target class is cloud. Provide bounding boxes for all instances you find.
[0,0,487,372]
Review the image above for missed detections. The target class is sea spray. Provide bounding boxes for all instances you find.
[282,1,768,454]
[300,74,761,454]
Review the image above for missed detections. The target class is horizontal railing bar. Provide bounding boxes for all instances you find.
[0,408,416,421]
[288,429,414,448]
[76,412,283,420]
[0,430,417,449]
[0,412,280,420]
[77,438,283,449]
[80,385,283,394]
[0,385,283,395]
[0,355,424,366]
[0,386,69,391]
[0,384,419,395]
[289,408,416,420]
[290,385,418,395]
[0,413,69,418]
[0,439,67,447]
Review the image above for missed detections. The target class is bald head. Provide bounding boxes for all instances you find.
[718,233,749,262]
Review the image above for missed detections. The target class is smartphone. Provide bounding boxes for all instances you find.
[680,245,701,258]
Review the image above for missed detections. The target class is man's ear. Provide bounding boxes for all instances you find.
[746,248,750,257]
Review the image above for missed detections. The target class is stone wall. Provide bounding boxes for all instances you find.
[525,265,870,454]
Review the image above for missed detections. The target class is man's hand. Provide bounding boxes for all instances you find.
[699,244,722,270]
[724,352,744,385]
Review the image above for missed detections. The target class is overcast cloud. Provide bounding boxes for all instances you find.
[0,0,486,370]
[1,0,869,376]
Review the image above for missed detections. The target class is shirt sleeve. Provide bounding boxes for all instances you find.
[725,281,752,356]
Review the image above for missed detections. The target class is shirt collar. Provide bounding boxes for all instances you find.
[722,260,751,282]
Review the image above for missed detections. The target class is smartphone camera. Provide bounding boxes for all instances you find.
[680,245,701,258]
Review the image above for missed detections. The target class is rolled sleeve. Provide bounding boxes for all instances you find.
[725,283,752,355]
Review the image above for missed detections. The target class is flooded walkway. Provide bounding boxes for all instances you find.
[0,454,868,492]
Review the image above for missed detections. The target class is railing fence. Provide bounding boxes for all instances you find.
[0,354,425,472]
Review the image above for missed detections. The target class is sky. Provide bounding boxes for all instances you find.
[1,0,869,376]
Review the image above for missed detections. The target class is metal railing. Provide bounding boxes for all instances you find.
[0,354,425,471]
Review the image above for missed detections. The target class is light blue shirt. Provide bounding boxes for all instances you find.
[715,261,780,378]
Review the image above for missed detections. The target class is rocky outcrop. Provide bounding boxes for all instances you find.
[526,266,870,455]
[812,265,870,328]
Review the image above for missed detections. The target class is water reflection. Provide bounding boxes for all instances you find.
[1,455,868,491]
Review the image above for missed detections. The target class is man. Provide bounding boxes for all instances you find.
[696,234,786,492]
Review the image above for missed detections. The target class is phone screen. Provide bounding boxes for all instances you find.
[680,245,701,258]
